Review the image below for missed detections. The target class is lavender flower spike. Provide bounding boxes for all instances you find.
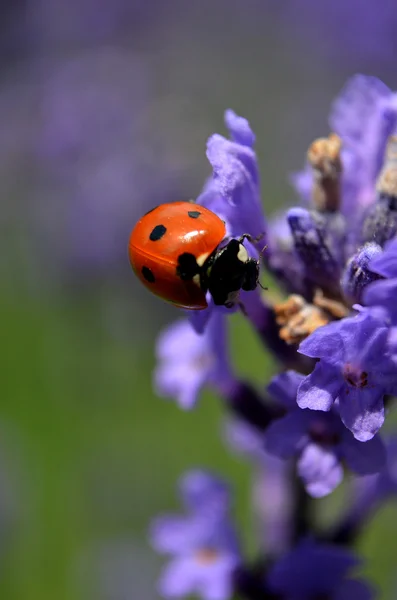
[150,470,240,600]
[297,310,397,441]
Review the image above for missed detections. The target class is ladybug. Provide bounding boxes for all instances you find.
[128,201,260,310]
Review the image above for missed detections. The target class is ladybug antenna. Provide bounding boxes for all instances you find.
[259,242,268,260]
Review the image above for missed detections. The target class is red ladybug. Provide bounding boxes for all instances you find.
[128,201,260,310]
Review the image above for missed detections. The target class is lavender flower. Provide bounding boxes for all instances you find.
[197,109,267,246]
[150,471,240,600]
[267,539,374,600]
[297,310,397,442]
[154,311,282,430]
[265,371,385,497]
[154,312,235,409]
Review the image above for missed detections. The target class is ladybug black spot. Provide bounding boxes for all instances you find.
[142,266,155,283]
[149,224,167,241]
[188,210,201,219]
[176,252,200,280]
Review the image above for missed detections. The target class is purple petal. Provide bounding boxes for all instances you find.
[223,419,265,462]
[339,388,385,442]
[364,278,397,320]
[154,314,234,408]
[267,370,305,408]
[197,557,237,600]
[156,319,195,360]
[297,362,342,411]
[334,578,375,600]
[206,134,259,201]
[154,364,204,410]
[181,471,230,515]
[224,109,255,148]
[343,432,386,475]
[187,302,213,334]
[298,321,346,364]
[369,237,397,278]
[202,578,232,600]
[158,556,197,598]
[298,443,343,497]
[343,312,389,371]
[150,516,203,554]
[330,77,394,163]
[265,411,310,458]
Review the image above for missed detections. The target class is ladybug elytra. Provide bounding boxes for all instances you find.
[128,201,260,310]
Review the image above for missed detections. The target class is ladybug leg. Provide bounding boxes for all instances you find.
[237,233,267,262]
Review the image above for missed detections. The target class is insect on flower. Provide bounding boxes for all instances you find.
[128,201,263,310]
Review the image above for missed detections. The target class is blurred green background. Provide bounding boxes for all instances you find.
[1,1,397,598]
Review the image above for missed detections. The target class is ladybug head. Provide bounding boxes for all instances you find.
[202,236,260,307]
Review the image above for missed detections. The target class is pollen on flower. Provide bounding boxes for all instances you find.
[312,289,350,319]
[384,135,397,165]
[342,364,369,389]
[274,294,335,344]
[195,548,220,565]
[274,294,305,320]
[307,133,342,212]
